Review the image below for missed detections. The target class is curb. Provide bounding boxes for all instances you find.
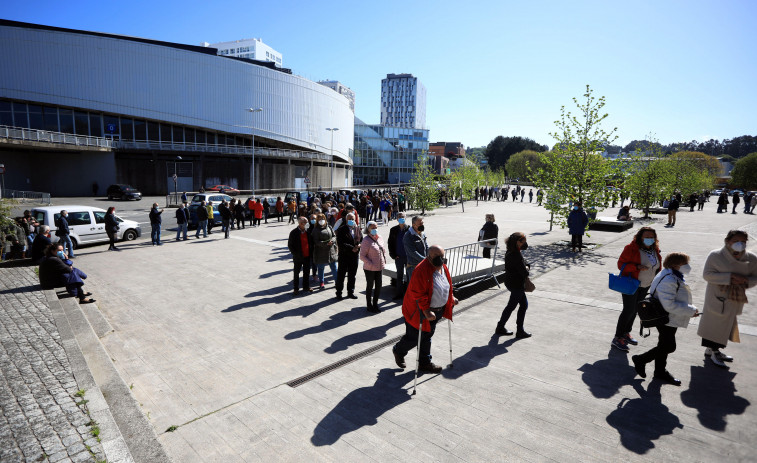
[45,290,171,463]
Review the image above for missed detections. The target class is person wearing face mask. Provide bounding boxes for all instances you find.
[697,230,757,367]
[388,212,410,299]
[359,221,387,313]
[392,245,458,373]
[335,213,362,300]
[567,201,589,253]
[56,210,75,258]
[403,216,429,284]
[612,227,662,352]
[312,213,338,289]
[287,217,314,295]
[631,253,699,386]
[39,243,94,304]
[479,213,499,258]
[495,232,533,338]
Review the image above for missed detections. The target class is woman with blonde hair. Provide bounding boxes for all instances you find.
[479,213,498,259]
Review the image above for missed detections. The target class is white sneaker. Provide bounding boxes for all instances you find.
[709,351,729,368]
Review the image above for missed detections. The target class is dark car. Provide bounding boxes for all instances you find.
[187,203,221,229]
[106,184,142,201]
[207,185,240,195]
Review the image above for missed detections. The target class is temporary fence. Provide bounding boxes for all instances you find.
[445,239,503,287]
[1,189,51,204]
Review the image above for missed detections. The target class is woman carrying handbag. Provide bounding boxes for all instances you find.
[495,232,533,338]
[612,227,661,352]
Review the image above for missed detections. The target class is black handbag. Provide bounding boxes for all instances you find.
[636,275,678,337]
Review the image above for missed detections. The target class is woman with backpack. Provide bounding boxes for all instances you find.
[631,252,699,386]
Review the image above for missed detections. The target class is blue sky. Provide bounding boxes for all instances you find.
[5,0,756,148]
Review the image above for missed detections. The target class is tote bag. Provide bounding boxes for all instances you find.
[609,263,640,295]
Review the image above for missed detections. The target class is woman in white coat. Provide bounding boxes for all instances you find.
[698,230,757,367]
[632,252,699,386]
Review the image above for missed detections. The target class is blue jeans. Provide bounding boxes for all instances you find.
[196,220,207,237]
[317,262,338,283]
[59,234,75,258]
[176,223,187,240]
[151,223,161,244]
[405,262,417,285]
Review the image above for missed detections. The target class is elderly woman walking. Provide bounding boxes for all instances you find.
[360,221,387,313]
[698,230,757,367]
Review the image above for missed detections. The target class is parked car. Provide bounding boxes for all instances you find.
[190,193,232,205]
[30,206,141,249]
[284,191,307,208]
[106,184,142,201]
[187,203,221,228]
[206,185,239,195]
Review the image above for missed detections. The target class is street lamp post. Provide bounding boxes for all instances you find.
[246,108,263,195]
[173,155,182,202]
[326,128,339,191]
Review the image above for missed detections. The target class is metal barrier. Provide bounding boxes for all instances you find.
[116,140,333,161]
[0,125,114,148]
[444,239,502,287]
[1,189,51,204]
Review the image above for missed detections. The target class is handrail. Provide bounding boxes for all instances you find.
[0,125,114,148]
[115,140,336,162]
[445,239,501,287]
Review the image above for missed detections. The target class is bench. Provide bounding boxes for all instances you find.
[589,216,633,232]
[645,207,668,215]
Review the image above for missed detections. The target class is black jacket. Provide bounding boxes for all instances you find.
[57,215,70,235]
[149,207,162,224]
[503,250,529,291]
[176,207,189,224]
[388,224,408,259]
[31,234,52,263]
[480,221,498,242]
[105,213,119,233]
[39,256,70,289]
[197,205,209,221]
[336,223,362,261]
[288,226,313,264]
[219,203,231,220]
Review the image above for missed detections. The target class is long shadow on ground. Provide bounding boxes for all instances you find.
[578,348,636,399]
[441,335,520,380]
[324,316,404,354]
[284,305,372,340]
[680,361,750,431]
[311,368,414,446]
[606,381,682,455]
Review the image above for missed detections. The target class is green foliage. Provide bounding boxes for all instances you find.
[484,136,547,170]
[731,152,757,189]
[533,85,619,227]
[623,141,670,218]
[166,425,179,432]
[505,150,543,181]
[669,151,722,176]
[449,161,482,201]
[406,161,438,214]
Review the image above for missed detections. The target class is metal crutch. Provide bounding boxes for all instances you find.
[447,319,453,368]
[411,302,425,396]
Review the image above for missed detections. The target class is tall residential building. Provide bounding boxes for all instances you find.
[380,73,426,129]
[202,38,282,67]
[318,80,355,112]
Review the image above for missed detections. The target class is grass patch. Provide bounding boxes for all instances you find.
[166,425,178,432]
[75,389,86,398]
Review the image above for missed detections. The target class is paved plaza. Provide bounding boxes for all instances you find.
[3,195,757,462]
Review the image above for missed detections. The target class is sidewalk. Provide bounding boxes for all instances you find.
[18,198,757,461]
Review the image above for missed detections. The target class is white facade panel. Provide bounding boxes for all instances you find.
[0,24,352,163]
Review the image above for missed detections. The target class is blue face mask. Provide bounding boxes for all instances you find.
[347,220,355,227]
[57,250,66,260]
[370,229,378,236]
[398,218,406,224]
[310,219,316,225]
[643,238,655,247]
[572,206,579,210]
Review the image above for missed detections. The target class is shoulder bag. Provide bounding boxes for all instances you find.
[636,275,678,337]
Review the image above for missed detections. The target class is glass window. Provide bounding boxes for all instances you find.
[196,130,206,145]
[184,127,194,144]
[42,106,58,132]
[134,119,146,141]
[173,125,183,143]
[121,117,134,140]
[160,123,171,142]
[59,108,74,134]
[103,115,119,135]
[93,211,106,224]
[12,102,28,128]
[147,121,159,141]
[0,101,12,126]
[90,114,103,136]
[28,104,43,130]
[74,111,89,135]
[66,211,92,226]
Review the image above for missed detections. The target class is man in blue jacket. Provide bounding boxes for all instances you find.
[175,203,189,241]
[57,210,75,258]
[149,203,163,245]
[403,215,428,283]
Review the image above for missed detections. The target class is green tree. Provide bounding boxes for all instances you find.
[533,85,619,227]
[406,161,438,214]
[484,136,547,170]
[505,150,543,181]
[669,151,722,177]
[623,150,670,218]
[731,152,757,189]
[449,160,482,202]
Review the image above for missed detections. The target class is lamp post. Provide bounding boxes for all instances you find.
[326,128,339,191]
[173,156,182,201]
[246,108,263,195]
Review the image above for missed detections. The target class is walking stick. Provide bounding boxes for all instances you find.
[412,301,425,396]
[448,318,453,368]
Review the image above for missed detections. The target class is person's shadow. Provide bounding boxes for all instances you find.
[578,349,637,399]
[441,335,518,380]
[324,317,404,354]
[311,368,414,446]
[284,305,368,340]
[680,363,751,431]
[606,380,683,454]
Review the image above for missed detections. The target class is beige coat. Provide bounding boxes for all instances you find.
[698,247,757,345]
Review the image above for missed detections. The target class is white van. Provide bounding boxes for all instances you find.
[30,205,142,249]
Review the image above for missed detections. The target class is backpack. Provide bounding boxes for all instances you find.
[636,274,679,337]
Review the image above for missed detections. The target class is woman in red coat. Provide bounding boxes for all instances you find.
[612,227,662,352]
[392,245,458,374]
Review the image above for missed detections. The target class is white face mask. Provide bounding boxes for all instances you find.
[730,241,746,253]
[318,220,326,226]
[679,264,691,275]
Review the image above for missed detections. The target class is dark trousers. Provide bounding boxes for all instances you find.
[335,256,358,295]
[497,288,528,329]
[222,219,230,238]
[236,216,244,228]
[393,311,442,366]
[207,220,214,233]
[571,234,583,249]
[394,256,407,292]
[636,325,677,375]
[364,270,383,305]
[482,247,492,258]
[616,285,649,337]
[293,259,311,291]
[107,231,117,249]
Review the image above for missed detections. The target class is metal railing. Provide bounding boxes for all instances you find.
[1,189,51,204]
[445,239,501,287]
[116,140,333,161]
[0,125,114,148]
